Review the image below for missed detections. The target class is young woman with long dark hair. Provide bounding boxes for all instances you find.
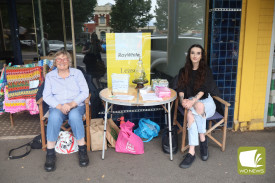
[177,44,216,168]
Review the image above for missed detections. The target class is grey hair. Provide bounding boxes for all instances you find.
[53,50,72,67]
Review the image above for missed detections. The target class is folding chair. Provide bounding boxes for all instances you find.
[37,94,91,151]
[173,95,231,153]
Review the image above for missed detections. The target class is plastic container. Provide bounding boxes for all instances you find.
[155,86,171,98]
[151,79,169,91]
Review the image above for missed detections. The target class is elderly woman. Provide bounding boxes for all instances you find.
[43,50,89,172]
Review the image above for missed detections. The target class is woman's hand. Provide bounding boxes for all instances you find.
[61,103,71,115]
[68,101,77,109]
[56,104,62,111]
[56,102,78,115]
[182,99,195,109]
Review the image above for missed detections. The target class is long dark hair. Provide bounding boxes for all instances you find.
[90,32,102,54]
[178,44,207,91]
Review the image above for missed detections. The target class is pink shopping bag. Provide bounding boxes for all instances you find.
[115,121,144,155]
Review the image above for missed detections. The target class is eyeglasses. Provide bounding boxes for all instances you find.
[56,58,69,62]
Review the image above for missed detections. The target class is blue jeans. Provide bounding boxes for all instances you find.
[188,94,216,146]
[47,105,85,142]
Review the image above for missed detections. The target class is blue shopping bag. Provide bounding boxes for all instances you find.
[134,118,160,142]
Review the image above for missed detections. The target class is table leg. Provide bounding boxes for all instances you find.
[164,104,168,126]
[168,102,173,161]
[102,101,109,159]
[110,105,113,119]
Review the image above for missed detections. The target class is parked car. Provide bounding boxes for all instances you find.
[48,40,73,52]
[20,40,36,47]
[37,38,50,55]
[150,35,202,77]
[38,40,72,55]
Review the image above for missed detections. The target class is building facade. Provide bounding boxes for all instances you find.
[234,0,275,130]
[94,3,112,41]
[1,0,275,131]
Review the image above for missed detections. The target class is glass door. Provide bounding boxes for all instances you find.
[264,4,275,127]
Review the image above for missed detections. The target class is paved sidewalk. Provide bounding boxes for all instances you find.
[0,112,40,139]
[0,128,275,183]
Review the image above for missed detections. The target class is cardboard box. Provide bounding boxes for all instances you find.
[151,79,169,91]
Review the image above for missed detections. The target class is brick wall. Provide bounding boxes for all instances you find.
[235,0,274,131]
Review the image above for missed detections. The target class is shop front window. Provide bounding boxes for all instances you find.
[99,0,206,80]
[153,0,205,79]
[0,2,13,68]
[36,0,74,57]
[16,0,38,63]
[0,0,206,73]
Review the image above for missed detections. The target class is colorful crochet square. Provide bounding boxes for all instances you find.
[6,66,43,100]
[0,67,6,115]
[3,86,26,113]
[38,59,55,78]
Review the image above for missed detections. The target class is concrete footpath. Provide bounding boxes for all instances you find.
[0,129,274,183]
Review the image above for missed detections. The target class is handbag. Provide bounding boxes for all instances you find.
[95,60,106,77]
[161,125,178,154]
[115,121,144,155]
[134,118,160,142]
[8,134,42,160]
[55,131,78,154]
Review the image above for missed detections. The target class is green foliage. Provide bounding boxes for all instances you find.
[75,45,83,53]
[71,0,96,33]
[40,0,96,40]
[154,0,204,33]
[154,0,168,31]
[110,0,153,32]
[178,0,204,33]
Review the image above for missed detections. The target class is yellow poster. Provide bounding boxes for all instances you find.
[106,33,151,87]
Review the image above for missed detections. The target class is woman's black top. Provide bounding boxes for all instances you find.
[177,66,217,100]
[83,41,102,76]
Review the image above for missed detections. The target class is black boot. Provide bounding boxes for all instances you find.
[78,145,89,167]
[199,136,209,161]
[179,153,196,169]
[44,149,56,172]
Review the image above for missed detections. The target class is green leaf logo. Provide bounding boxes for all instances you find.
[238,147,265,175]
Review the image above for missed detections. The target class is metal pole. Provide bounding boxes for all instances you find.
[69,0,76,67]
[32,0,39,57]
[102,101,109,159]
[61,0,67,50]
[38,0,45,56]
[0,9,6,51]
[168,102,173,160]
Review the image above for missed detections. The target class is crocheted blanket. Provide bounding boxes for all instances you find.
[6,66,43,100]
[3,86,39,114]
[0,67,6,115]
